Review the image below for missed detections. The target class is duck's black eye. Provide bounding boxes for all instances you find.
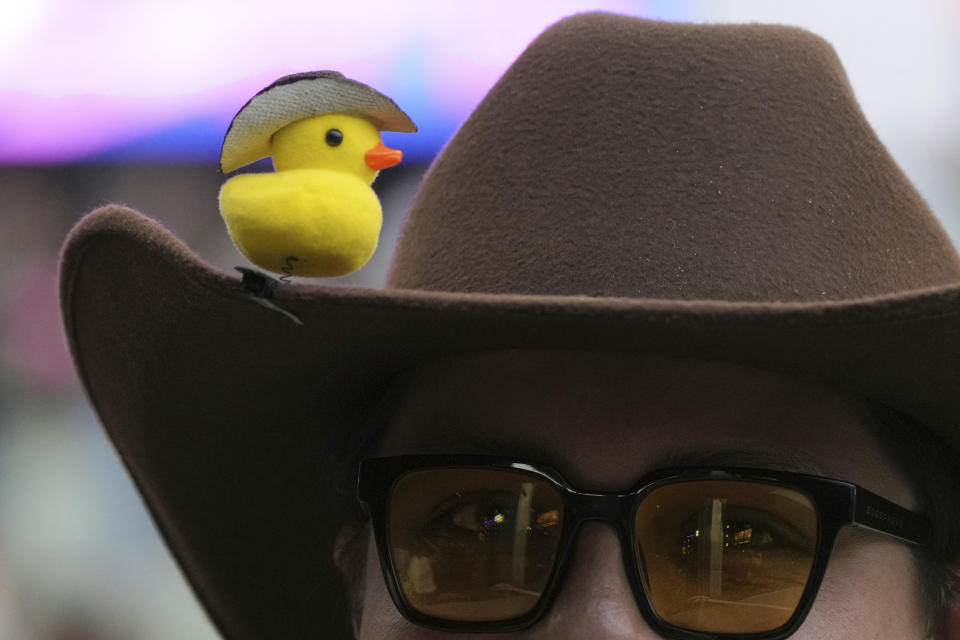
[325,129,343,147]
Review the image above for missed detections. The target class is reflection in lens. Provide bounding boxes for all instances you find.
[387,467,564,622]
[634,480,817,634]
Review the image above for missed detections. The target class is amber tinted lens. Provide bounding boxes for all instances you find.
[634,480,818,634]
[387,467,564,622]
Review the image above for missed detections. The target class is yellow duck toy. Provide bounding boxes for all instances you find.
[218,71,417,278]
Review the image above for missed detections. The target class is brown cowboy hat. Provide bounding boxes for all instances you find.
[60,12,960,640]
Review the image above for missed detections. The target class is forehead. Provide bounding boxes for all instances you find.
[376,350,911,503]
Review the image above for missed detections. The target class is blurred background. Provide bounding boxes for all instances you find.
[1,0,958,637]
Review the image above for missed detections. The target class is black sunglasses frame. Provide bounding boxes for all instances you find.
[358,454,929,639]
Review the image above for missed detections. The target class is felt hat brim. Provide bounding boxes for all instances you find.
[61,204,960,639]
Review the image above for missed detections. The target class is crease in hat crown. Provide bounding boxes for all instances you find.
[219,70,418,173]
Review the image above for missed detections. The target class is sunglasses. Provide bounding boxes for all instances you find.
[357,455,929,639]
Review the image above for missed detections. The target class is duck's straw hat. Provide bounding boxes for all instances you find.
[219,70,417,173]
[60,12,960,639]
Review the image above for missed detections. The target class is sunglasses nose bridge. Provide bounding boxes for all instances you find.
[566,491,628,523]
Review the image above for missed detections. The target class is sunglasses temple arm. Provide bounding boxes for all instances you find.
[852,487,931,546]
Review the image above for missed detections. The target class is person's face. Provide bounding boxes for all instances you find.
[351,351,925,639]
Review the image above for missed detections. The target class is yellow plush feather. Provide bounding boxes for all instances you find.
[219,168,382,277]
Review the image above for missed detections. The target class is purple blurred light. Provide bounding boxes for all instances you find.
[0,0,645,165]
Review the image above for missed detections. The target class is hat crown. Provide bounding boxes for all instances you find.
[389,13,959,302]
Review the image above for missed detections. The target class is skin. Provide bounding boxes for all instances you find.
[340,350,927,639]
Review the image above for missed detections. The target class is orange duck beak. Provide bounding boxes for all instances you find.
[365,141,403,170]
